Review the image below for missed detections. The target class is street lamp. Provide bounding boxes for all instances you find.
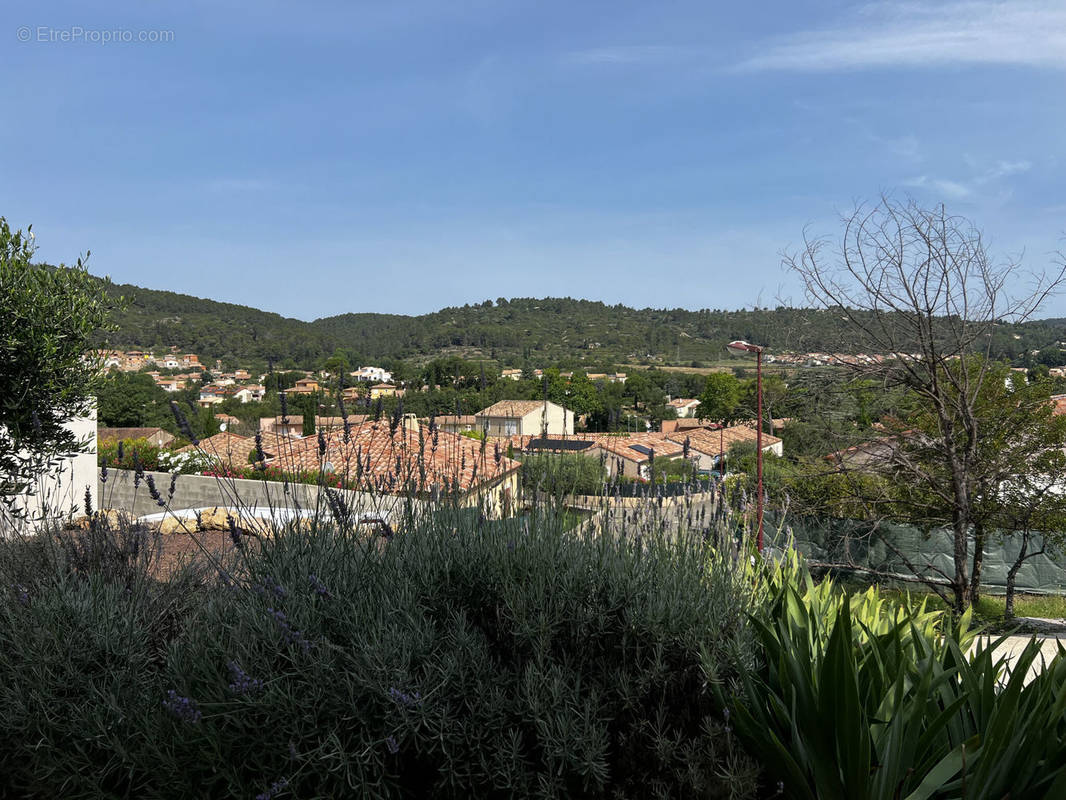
[726,340,765,551]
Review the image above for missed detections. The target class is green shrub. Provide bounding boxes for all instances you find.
[519,452,606,497]
[719,555,1066,799]
[0,509,758,799]
[97,436,164,471]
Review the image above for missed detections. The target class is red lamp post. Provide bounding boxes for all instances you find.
[726,340,765,551]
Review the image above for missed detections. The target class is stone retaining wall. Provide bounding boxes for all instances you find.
[99,468,418,522]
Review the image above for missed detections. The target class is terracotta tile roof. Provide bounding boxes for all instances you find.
[433,414,478,426]
[588,433,686,462]
[665,425,781,454]
[98,427,174,444]
[180,431,257,465]
[315,415,369,429]
[265,420,520,494]
[505,432,685,463]
[476,400,550,418]
[181,430,294,458]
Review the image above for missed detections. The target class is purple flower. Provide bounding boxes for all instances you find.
[385,735,399,755]
[255,576,287,599]
[227,515,242,548]
[255,777,289,800]
[145,474,164,507]
[13,585,29,606]
[308,574,330,598]
[163,690,202,723]
[227,661,263,694]
[388,687,422,708]
[267,607,311,653]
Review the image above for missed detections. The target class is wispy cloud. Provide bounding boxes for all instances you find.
[736,2,1066,72]
[903,175,973,199]
[562,45,694,67]
[903,158,1032,201]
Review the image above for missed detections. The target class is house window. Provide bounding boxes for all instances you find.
[504,420,517,436]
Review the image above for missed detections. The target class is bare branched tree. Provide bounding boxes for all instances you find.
[784,196,1066,612]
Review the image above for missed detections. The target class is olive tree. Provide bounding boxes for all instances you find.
[785,197,1066,612]
[0,218,117,509]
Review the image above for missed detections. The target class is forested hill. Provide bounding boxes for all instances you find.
[96,276,359,365]
[88,273,1066,369]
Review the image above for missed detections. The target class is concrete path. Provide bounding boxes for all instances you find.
[974,618,1066,684]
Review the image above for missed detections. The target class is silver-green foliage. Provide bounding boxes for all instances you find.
[0,218,117,499]
[0,508,759,799]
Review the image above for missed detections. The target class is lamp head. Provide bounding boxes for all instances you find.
[726,340,763,355]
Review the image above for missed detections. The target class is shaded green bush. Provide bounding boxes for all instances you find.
[519,453,606,497]
[0,510,758,799]
[97,436,164,471]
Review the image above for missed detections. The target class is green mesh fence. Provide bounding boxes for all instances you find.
[765,513,1066,596]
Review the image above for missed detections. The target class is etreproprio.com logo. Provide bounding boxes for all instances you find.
[17,26,175,44]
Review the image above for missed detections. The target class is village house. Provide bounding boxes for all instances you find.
[341,386,366,403]
[432,414,478,434]
[350,366,393,383]
[590,433,686,480]
[314,415,370,433]
[506,432,684,481]
[664,425,783,472]
[260,416,304,438]
[96,350,123,370]
[660,418,709,433]
[500,369,523,381]
[370,383,403,399]
[122,351,148,371]
[198,385,227,406]
[289,377,321,395]
[155,376,186,392]
[266,419,521,517]
[667,398,701,418]
[98,426,176,449]
[179,430,294,468]
[475,400,574,437]
[232,386,259,404]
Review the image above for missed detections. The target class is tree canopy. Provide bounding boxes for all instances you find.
[0,219,117,501]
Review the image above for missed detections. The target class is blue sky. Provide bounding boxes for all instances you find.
[2,1,1064,319]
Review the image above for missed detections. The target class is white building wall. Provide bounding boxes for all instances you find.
[518,403,573,436]
[2,405,98,536]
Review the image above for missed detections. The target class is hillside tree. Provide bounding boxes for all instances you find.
[785,197,1066,612]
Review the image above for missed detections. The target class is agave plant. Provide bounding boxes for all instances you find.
[715,557,1066,800]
